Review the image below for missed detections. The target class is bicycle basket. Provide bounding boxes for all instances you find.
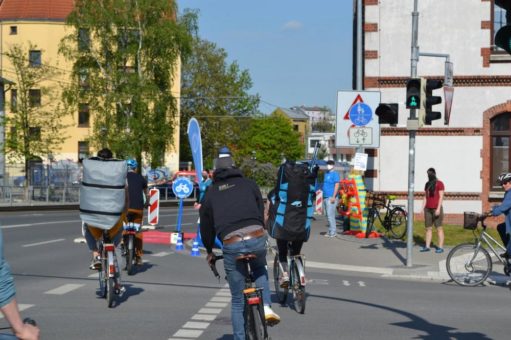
[463,212,480,230]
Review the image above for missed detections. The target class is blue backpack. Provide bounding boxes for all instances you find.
[266,161,315,242]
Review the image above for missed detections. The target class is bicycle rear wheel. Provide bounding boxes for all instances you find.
[125,235,135,276]
[245,303,266,340]
[365,208,376,238]
[273,254,288,304]
[389,207,407,239]
[446,243,492,286]
[291,260,306,314]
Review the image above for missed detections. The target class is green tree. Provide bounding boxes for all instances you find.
[311,119,334,132]
[2,43,69,181]
[59,0,193,168]
[180,20,259,167]
[237,112,303,166]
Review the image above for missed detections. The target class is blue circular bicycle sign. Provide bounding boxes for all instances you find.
[172,177,194,199]
[349,103,373,126]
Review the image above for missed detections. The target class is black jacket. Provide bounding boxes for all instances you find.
[199,167,264,253]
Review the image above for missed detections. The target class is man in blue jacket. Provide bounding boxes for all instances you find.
[492,172,511,260]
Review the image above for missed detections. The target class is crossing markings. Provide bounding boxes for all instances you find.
[343,280,351,286]
[151,251,173,257]
[22,238,65,247]
[168,286,231,340]
[358,281,366,287]
[45,284,85,295]
[0,304,33,319]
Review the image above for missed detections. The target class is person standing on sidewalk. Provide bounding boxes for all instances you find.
[199,149,280,340]
[420,167,445,253]
[322,160,340,237]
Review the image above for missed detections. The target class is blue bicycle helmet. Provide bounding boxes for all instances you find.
[127,159,138,170]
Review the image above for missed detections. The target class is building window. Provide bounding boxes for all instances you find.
[78,103,90,127]
[10,89,17,112]
[78,28,90,51]
[78,69,89,90]
[29,50,41,67]
[9,26,17,35]
[491,112,511,191]
[293,124,299,131]
[29,127,41,141]
[29,89,41,107]
[78,141,89,162]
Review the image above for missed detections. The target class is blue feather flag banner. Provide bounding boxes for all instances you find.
[187,118,203,182]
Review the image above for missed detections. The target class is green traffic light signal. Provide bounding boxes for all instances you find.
[406,78,421,109]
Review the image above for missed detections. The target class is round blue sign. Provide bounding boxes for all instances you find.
[349,103,373,126]
[172,177,194,199]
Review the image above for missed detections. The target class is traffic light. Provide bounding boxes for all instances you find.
[406,78,421,109]
[495,9,511,54]
[424,79,443,125]
[375,103,398,125]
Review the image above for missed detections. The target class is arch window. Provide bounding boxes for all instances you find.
[491,112,511,191]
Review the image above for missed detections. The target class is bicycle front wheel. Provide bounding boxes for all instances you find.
[106,277,114,308]
[446,243,492,286]
[273,254,288,304]
[291,261,306,314]
[389,207,407,239]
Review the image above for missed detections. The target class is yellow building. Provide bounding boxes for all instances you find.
[272,107,309,144]
[0,0,181,174]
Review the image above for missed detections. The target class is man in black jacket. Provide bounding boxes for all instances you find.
[199,150,280,340]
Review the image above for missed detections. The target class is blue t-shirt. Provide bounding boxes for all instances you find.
[322,170,340,198]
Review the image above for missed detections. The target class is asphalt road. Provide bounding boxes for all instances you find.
[0,208,509,339]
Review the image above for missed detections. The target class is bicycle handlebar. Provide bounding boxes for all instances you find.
[209,255,224,280]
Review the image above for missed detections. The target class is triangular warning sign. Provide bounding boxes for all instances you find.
[344,94,364,120]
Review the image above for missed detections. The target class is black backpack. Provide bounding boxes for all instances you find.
[266,161,315,242]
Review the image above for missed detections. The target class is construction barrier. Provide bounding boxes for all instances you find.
[315,190,323,215]
[148,188,159,225]
[337,174,367,235]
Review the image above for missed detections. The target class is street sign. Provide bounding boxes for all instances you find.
[349,127,372,145]
[336,91,381,148]
[349,103,372,126]
[353,153,368,171]
[172,177,194,199]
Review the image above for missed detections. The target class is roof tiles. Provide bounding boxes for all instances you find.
[0,0,74,21]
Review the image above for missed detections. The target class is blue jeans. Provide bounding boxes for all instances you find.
[223,234,271,340]
[324,197,338,235]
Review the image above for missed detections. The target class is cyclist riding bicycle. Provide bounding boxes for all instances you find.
[81,148,126,278]
[199,148,280,340]
[124,158,148,265]
[0,230,39,340]
[490,172,511,261]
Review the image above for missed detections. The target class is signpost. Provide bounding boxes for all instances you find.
[172,177,194,233]
[335,91,381,148]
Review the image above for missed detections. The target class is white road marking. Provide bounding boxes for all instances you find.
[210,296,230,302]
[0,304,33,319]
[1,220,80,229]
[197,308,222,314]
[358,281,366,287]
[306,260,393,275]
[151,251,173,257]
[172,329,203,338]
[343,280,351,286]
[183,321,209,329]
[205,302,228,308]
[74,237,86,244]
[45,284,85,295]
[191,314,216,321]
[22,238,65,247]
[88,273,99,278]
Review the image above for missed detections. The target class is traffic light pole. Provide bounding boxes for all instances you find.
[406,0,420,267]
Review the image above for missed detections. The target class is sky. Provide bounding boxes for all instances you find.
[179,0,354,114]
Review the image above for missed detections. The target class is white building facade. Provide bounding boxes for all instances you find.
[361,0,511,223]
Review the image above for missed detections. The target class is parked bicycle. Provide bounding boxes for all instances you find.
[0,318,36,340]
[97,230,123,307]
[210,254,271,340]
[365,194,407,239]
[122,213,141,276]
[446,211,510,287]
[273,244,306,314]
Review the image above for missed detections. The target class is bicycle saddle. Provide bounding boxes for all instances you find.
[236,254,257,261]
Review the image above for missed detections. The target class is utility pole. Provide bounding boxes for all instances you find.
[406,0,420,267]
[355,0,364,155]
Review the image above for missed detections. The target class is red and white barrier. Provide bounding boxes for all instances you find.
[148,188,159,225]
[315,190,323,215]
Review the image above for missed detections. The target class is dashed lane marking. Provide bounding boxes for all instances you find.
[151,251,173,257]
[0,304,33,319]
[1,220,80,229]
[358,281,366,287]
[183,322,210,329]
[45,284,85,295]
[171,329,203,338]
[22,238,65,247]
[191,314,216,321]
[205,302,228,308]
[210,296,230,302]
[343,280,351,286]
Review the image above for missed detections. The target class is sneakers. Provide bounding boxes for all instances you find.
[263,305,280,327]
[435,248,444,254]
[419,247,430,252]
[324,233,336,238]
[114,284,126,295]
[89,256,101,270]
[279,272,289,288]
